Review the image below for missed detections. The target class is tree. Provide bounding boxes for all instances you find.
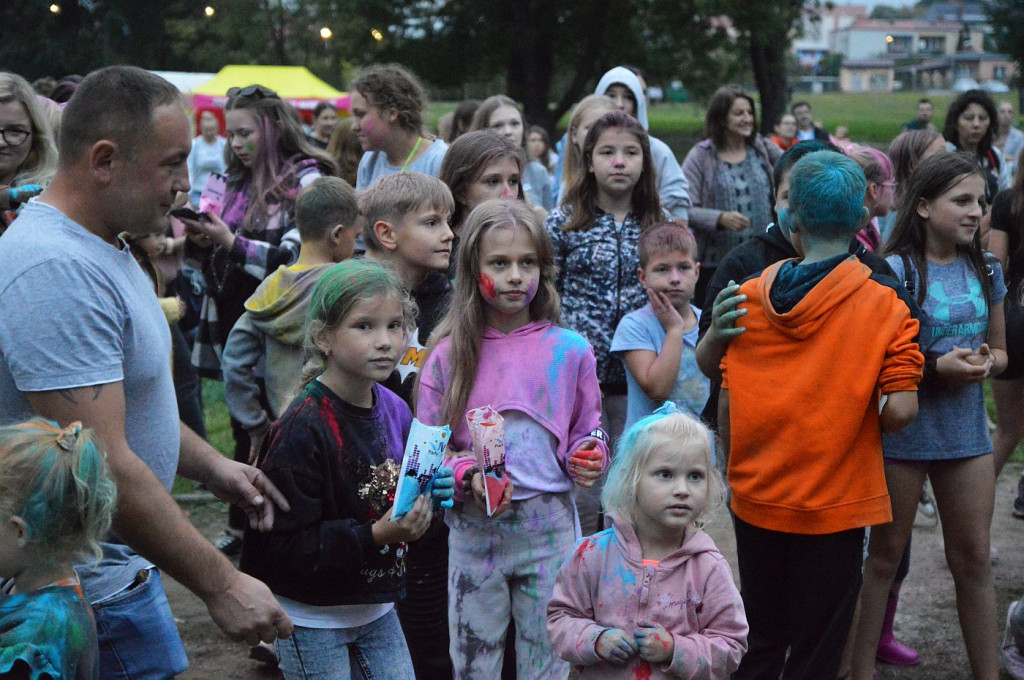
[986,0,1024,111]
[870,6,917,21]
[356,0,643,134]
[714,0,820,136]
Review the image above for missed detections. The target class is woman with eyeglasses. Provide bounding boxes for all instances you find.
[0,72,58,233]
[181,84,337,560]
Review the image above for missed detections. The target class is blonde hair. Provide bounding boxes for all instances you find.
[602,410,724,529]
[358,171,455,252]
[0,419,116,567]
[422,200,560,426]
[563,96,616,198]
[0,72,57,187]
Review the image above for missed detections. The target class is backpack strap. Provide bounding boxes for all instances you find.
[899,253,916,297]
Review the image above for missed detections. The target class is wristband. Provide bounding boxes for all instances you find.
[588,429,607,443]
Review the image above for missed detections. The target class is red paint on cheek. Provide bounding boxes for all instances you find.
[479,273,496,298]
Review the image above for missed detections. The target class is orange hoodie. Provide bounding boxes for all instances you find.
[721,258,923,534]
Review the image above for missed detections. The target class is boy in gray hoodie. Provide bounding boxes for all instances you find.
[222,177,360,461]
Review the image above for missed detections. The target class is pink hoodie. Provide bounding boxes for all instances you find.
[547,513,747,679]
[417,320,608,501]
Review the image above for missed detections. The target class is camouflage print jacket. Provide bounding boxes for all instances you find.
[545,206,646,392]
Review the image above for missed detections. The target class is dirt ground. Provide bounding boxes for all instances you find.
[167,463,1024,679]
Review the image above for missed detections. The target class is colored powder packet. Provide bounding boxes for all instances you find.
[199,173,227,216]
[392,419,452,519]
[465,405,509,517]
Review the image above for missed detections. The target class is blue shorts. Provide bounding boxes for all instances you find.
[93,568,189,680]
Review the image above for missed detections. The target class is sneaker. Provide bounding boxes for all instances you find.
[919,486,936,519]
[213,531,242,556]
[249,641,277,666]
[1014,477,1024,518]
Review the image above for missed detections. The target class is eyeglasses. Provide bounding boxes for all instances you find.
[883,181,898,192]
[226,85,279,102]
[0,128,31,146]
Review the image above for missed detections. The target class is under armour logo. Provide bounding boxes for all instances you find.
[928,278,986,323]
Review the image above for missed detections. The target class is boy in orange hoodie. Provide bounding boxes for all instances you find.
[719,151,924,680]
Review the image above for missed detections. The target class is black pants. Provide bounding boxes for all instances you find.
[732,515,864,680]
[170,323,206,439]
[227,380,270,532]
[397,519,453,680]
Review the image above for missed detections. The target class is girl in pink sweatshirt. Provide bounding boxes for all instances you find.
[547,405,747,679]
[417,199,609,680]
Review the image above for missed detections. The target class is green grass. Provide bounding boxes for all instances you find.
[172,379,235,495]
[427,90,1022,147]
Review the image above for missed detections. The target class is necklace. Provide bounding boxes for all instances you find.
[400,136,423,170]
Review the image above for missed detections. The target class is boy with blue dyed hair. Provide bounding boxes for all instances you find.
[719,151,924,680]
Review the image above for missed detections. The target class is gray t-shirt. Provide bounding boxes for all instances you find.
[610,302,709,431]
[355,138,449,190]
[0,201,180,603]
[883,254,1006,460]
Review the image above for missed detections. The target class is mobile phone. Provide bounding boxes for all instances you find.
[170,207,209,221]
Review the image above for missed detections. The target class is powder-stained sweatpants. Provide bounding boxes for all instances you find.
[446,492,576,680]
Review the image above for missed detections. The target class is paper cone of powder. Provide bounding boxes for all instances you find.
[466,405,509,516]
[199,173,227,215]
[392,419,452,519]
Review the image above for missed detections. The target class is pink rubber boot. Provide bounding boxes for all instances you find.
[875,584,919,666]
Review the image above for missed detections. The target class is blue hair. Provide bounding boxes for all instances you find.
[772,139,844,189]
[0,419,116,565]
[786,151,867,238]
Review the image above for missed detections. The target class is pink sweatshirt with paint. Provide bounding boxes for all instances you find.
[547,513,748,679]
[417,320,608,502]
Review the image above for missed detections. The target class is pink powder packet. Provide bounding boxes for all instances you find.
[199,173,226,216]
[465,405,509,516]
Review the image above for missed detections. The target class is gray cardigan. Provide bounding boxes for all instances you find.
[681,135,782,267]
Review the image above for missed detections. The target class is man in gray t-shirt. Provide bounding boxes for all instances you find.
[0,66,293,676]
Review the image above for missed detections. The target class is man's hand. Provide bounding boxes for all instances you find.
[204,570,294,645]
[203,456,291,532]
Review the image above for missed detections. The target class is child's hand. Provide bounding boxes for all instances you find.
[431,466,455,509]
[569,439,604,488]
[470,471,514,517]
[373,494,432,545]
[936,346,990,385]
[595,628,638,664]
[647,288,685,333]
[967,343,995,378]
[708,282,747,341]
[247,431,266,465]
[635,620,674,664]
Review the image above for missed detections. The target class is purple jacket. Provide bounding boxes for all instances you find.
[417,320,608,502]
[547,513,748,679]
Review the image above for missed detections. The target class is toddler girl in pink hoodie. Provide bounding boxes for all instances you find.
[547,404,747,679]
